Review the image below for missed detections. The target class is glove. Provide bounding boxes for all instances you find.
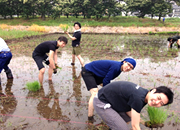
[53,68,57,74]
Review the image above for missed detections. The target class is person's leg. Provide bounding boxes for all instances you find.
[48,67,53,80]
[77,55,84,67]
[71,54,75,65]
[39,68,45,86]
[1,52,13,79]
[81,67,100,119]
[89,88,98,117]
[93,97,130,130]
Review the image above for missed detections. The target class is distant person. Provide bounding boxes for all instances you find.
[93,81,174,130]
[65,22,84,67]
[81,58,136,121]
[32,36,68,86]
[163,17,165,23]
[0,37,13,84]
[167,36,180,48]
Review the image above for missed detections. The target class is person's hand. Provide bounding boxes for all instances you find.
[53,68,57,74]
[55,63,59,69]
[64,31,69,34]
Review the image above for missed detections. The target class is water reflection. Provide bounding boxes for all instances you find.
[67,66,82,107]
[0,79,17,123]
[37,81,69,122]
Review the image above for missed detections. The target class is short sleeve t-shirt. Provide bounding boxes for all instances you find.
[98,81,148,113]
[34,41,58,55]
[0,37,10,52]
[72,31,81,47]
[172,36,180,41]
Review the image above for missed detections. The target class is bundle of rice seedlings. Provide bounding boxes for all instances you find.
[59,24,69,32]
[145,105,168,128]
[26,81,41,92]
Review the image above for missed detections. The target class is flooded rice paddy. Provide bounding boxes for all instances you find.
[0,34,180,130]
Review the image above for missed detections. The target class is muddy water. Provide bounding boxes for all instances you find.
[0,34,180,130]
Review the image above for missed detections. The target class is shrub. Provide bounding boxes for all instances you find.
[26,81,41,92]
[28,24,46,32]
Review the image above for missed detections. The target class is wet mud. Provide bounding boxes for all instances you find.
[0,34,180,130]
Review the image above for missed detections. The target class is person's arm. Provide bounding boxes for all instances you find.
[131,108,141,130]
[54,49,58,65]
[65,32,77,41]
[49,50,56,69]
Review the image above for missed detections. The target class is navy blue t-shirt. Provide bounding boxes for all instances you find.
[72,31,81,47]
[34,41,59,55]
[98,81,148,113]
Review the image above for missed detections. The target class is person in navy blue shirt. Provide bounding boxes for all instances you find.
[81,58,136,121]
[0,37,13,84]
[94,81,174,130]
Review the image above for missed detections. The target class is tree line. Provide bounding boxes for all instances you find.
[0,0,180,20]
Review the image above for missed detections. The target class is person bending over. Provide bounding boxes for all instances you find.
[81,58,136,121]
[93,81,174,130]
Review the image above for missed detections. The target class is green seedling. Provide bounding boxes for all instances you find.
[26,81,41,92]
[145,105,168,128]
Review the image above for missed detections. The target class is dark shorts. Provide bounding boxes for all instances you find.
[72,46,82,55]
[32,51,49,70]
[81,67,104,91]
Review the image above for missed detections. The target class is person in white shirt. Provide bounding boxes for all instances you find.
[0,37,13,84]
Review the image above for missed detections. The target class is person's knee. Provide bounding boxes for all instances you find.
[90,88,98,96]
[39,68,45,74]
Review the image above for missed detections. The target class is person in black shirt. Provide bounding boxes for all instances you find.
[93,81,174,130]
[65,22,84,67]
[167,35,180,48]
[32,36,68,86]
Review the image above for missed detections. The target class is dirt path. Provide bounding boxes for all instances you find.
[5,25,180,34]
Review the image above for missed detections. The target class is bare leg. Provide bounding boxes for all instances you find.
[48,67,53,81]
[39,68,45,86]
[88,88,98,117]
[77,55,84,67]
[72,54,75,64]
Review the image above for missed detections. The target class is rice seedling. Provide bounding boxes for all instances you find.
[145,105,168,128]
[26,81,41,92]
[59,24,69,32]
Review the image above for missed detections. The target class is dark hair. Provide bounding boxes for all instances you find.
[151,86,174,106]
[58,36,68,44]
[74,22,81,28]
[167,37,172,41]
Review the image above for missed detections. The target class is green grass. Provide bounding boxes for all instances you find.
[0,29,44,39]
[0,16,177,27]
[26,81,41,92]
[147,106,168,125]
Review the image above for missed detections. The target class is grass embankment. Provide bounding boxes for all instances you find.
[0,16,180,27]
[0,16,180,39]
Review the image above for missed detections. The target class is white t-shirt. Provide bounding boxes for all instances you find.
[0,37,10,52]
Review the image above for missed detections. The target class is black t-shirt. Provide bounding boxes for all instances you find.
[34,41,59,55]
[98,81,148,113]
[172,36,180,42]
[72,31,81,47]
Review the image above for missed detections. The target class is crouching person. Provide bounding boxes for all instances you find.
[0,37,13,84]
[93,81,174,130]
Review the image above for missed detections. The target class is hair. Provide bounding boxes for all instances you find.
[150,86,174,106]
[74,22,81,28]
[58,36,68,44]
[167,37,172,41]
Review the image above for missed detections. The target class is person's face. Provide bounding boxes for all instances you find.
[147,89,169,107]
[121,61,134,72]
[74,24,80,30]
[59,41,66,48]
